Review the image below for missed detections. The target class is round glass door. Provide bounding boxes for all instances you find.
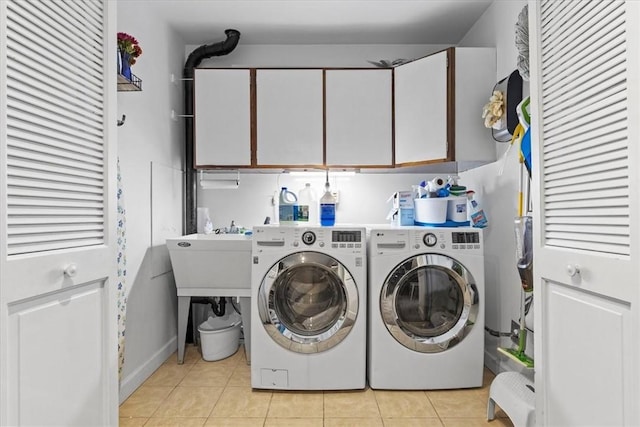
[380,254,478,353]
[258,252,358,353]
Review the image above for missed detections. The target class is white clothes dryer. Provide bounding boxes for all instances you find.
[251,225,367,390]
[368,226,485,390]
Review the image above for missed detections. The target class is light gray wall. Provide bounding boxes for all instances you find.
[117,4,185,402]
[458,0,532,374]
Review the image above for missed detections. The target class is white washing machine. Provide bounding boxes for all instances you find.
[368,226,485,390]
[251,225,367,390]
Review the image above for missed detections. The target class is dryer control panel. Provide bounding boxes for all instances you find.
[411,227,483,255]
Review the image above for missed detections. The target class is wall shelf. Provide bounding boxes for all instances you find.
[118,73,142,92]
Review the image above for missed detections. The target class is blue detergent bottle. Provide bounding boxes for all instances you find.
[320,181,336,226]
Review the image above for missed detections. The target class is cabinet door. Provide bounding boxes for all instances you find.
[194,69,251,167]
[1,0,117,424]
[531,0,639,424]
[394,51,448,164]
[454,48,496,162]
[325,69,392,166]
[256,69,323,166]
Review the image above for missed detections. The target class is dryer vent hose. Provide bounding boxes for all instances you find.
[210,297,226,317]
[191,296,227,317]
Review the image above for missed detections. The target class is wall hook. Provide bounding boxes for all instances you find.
[117,114,126,127]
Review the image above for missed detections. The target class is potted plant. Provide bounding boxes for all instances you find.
[117,32,142,80]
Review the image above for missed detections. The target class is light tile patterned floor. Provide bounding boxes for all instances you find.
[120,345,514,427]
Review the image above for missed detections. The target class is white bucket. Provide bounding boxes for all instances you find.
[414,198,448,225]
[446,196,468,223]
[198,311,242,362]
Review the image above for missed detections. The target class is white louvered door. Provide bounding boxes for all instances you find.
[530,0,639,425]
[0,1,117,425]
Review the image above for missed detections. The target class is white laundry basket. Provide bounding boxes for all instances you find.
[198,311,242,362]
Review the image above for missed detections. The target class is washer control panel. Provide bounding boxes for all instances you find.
[253,226,365,254]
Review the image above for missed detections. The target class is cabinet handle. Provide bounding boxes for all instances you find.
[64,264,78,277]
[566,264,580,278]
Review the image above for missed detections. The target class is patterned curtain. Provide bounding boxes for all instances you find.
[116,159,127,380]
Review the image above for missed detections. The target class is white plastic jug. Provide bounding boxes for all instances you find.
[278,187,298,224]
[298,183,318,225]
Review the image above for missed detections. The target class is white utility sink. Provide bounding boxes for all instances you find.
[166,232,253,364]
[166,233,252,295]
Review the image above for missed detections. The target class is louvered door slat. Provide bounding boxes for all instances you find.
[542,96,626,142]
[9,78,104,125]
[547,215,628,226]
[9,60,102,108]
[8,99,103,139]
[543,59,625,119]
[13,0,102,69]
[545,174,625,194]
[6,0,106,256]
[5,23,102,91]
[8,147,104,173]
[545,187,628,204]
[545,148,627,176]
[8,207,104,217]
[9,158,103,181]
[11,120,103,151]
[544,168,626,190]
[9,216,103,225]
[10,128,103,158]
[545,137,626,168]
[544,158,627,183]
[540,0,630,259]
[542,1,621,67]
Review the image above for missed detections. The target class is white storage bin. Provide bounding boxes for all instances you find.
[414,198,448,225]
[198,311,242,362]
[446,196,468,222]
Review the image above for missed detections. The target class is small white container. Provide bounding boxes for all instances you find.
[198,311,242,362]
[414,198,448,225]
[446,196,468,223]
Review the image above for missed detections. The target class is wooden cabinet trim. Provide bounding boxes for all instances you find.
[446,47,455,162]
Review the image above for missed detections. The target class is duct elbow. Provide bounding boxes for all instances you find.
[184,29,241,74]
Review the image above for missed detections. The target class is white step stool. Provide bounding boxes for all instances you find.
[487,371,535,427]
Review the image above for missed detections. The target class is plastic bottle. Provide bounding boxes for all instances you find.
[278,187,298,224]
[320,182,336,226]
[466,190,488,228]
[298,183,318,225]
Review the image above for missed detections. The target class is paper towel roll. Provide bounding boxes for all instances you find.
[197,207,210,233]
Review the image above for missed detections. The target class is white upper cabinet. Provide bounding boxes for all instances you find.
[395,51,447,164]
[394,47,496,165]
[256,69,324,166]
[325,69,393,166]
[194,69,251,167]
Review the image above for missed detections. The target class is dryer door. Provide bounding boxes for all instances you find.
[381,254,478,353]
[258,251,358,354]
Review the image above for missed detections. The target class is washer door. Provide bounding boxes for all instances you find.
[380,254,478,353]
[258,251,358,354]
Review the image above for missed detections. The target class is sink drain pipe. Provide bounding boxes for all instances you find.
[183,29,241,234]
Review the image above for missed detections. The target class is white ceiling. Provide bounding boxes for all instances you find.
[140,0,494,45]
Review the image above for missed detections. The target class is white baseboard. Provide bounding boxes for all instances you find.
[119,336,177,404]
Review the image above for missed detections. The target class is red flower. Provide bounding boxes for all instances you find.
[117,32,142,64]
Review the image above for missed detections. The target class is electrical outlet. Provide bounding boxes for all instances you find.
[511,320,520,345]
